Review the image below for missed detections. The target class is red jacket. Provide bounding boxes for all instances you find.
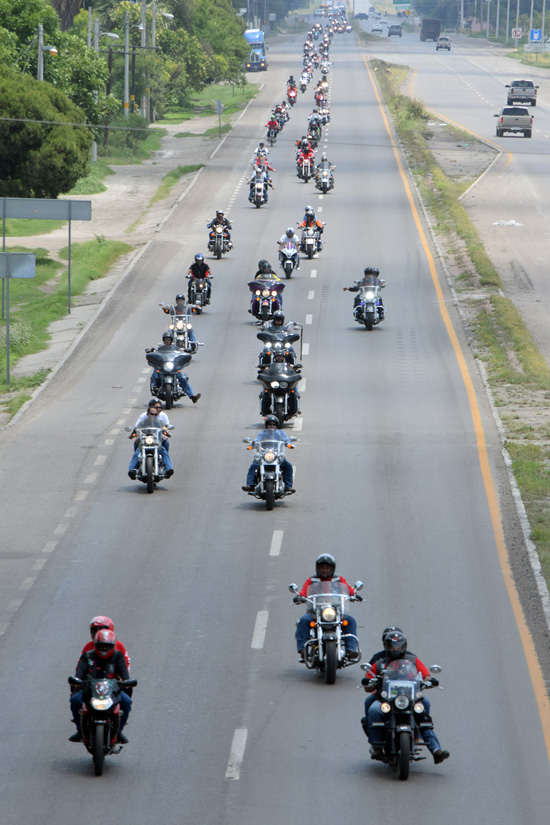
[299,575,355,597]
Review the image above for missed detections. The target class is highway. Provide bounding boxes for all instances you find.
[0,20,549,825]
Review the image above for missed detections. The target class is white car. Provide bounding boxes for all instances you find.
[372,22,383,32]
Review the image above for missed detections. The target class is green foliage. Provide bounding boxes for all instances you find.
[189,0,248,83]
[0,65,92,197]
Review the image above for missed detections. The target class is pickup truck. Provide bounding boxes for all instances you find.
[494,106,533,138]
[506,79,538,107]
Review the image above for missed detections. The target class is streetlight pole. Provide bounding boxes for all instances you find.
[124,11,130,118]
[37,23,44,81]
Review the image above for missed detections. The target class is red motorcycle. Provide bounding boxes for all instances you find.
[287,87,297,106]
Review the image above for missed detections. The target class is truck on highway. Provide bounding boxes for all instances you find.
[494,105,533,138]
[506,79,539,107]
[420,19,441,41]
[244,29,267,72]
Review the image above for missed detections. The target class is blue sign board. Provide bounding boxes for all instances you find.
[530,29,542,41]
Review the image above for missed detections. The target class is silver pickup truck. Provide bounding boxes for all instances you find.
[506,79,538,106]
[494,106,533,138]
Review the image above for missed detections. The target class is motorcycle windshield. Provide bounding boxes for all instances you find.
[380,660,422,700]
[282,242,297,252]
[257,364,302,386]
[248,279,285,294]
[146,349,192,370]
[257,331,300,345]
[305,580,350,609]
[254,439,286,454]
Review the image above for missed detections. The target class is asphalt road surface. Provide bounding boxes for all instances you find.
[0,22,549,825]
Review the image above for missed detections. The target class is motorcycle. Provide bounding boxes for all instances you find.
[242,436,297,510]
[257,360,302,425]
[299,224,323,259]
[68,675,138,775]
[159,305,201,351]
[248,279,285,321]
[208,223,231,260]
[320,61,331,74]
[249,173,268,208]
[307,126,321,149]
[257,326,302,369]
[287,87,297,106]
[297,156,313,182]
[278,241,299,279]
[289,581,363,684]
[352,282,386,330]
[318,106,331,125]
[267,127,278,146]
[146,347,192,410]
[360,660,442,780]
[315,163,335,194]
[186,275,212,313]
[300,79,308,93]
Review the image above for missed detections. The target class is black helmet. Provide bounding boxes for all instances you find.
[258,260,272,274]
[148,398,161,409]
[264,414,279,427]
[364,266,380,276]
[289,75,294,81]
[272,310,285,325]
[316,553,336,578]
[162,329,174,342]
[301,139,309,149]
[381,626,403,642]
[175,293,185,302]
[383,631,407,660]
[305,209,315,219]
[194,253,204,263]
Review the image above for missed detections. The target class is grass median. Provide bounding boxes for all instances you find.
[371,56,550,585]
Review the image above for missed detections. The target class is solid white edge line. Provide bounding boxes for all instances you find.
[225,728,248,780]
[251,610,269,649]
[269,530,284,557]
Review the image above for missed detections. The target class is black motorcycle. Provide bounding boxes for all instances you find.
[146,346,192,410]
[248,280,285,322]
[361,660,442,780]
[187,275,212,312]
[257,361,302,426]
[257,327,301,369]
[68,675,137,776]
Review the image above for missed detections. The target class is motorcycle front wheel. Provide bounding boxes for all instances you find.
[285,264,293,279]
[216,244,222,260]
[146,455,155,494]
[165,384,173,410]
[364,312,375,331]
[274,401,284,429]
[307,246,314,259]
[265,479,275,510]
[397,731,410,780]
[93,724,105,776]
[324,639,337,684]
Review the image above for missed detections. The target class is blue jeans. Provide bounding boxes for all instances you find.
[247,459,293,488]
[71,690,132,732]
[151,371,194,397]
[296,613,357,652]
[129,442,172,472]
[366,700,442,753]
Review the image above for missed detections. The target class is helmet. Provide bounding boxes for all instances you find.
[272,310,285,325]
[259,141,265,147]
[162,329,174,343]
[90,615,114,638]
[305,209,315,219]
[147,398,161,409]
[194,253,204,263]
[264,414,279,427]
[381,625,403,642]
[316,553,336,578]
[216,210,224,217]
[312,108,318,113]
[321,153,328,161]
[175,293,185,302]
[383,631,407,660]
[94,629,116,659]
[286,227,294,237]
[364,266,380,277]
[258,260,272,274]
[301,140,309,149]
[289,75,294,80]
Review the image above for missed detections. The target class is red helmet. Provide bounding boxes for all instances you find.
[90,615,114,638]
[94,629,117,658]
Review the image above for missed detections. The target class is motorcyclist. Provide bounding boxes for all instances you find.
[69,630,133,743]
[315,153,335,188]
[259,311,299,366]
[186,253,212,303]
[293,554,361,660]
[159,295,199,348]
[361,631,450,765]
[128,398,174,479]
[343,266,385,318]
[147,331,201,404]
[287,75,297,90]
[248,168,273,203]
[266,116,280,136]
[255,140,269,158]
[207,210,232,247]
[278,226,301,271]
[79,616,131,671]
[254,259,281,281]
[296,142,316,177]
[298,208,324,250]
[242,414,295,492]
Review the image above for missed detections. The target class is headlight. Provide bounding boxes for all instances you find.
[145,436,155,446]
[216,226,223,233]
[279,381,288,388]
[90,698,113,710]
[186,324,192,330]
[365,291,375,300]
[380,703,391,714]
[255,290,261,296]
[414,702,425,714]
[271,290,278,297]
[165,361,174,370]
[262,289,270,297]
[270,381,280,388]
[395,695,410,710]
[169,324,175,330]
[321,606,337,622]
[264,451,276,462]
[176,321,184,330]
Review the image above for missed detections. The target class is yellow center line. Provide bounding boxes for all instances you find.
[364,55,550,761]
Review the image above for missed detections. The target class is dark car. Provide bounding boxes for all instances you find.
[355,12,368,19]
[388,24,402,37]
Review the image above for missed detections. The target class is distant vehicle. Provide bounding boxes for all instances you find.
[369,5,376,11]
[372,22,383,33]
[244,29,267,72]
[355,12,368,20]
[380,17,388,24]
[506,79,539,106]
[494,106,533,138]
[420,18,441,41]
[436,35,451,50]
[388,24,402,37]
